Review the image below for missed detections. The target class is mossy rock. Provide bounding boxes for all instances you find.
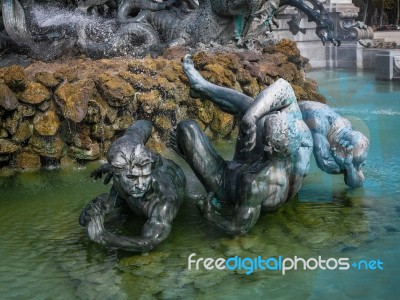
[4,111,21,135]
[13,151,41,170]
[192,99,214,125]
[19,82,51,105]
[137,90,161,114]
[119,71,158,91]
[17,103,36,118]
[33,110,60,136]
[210,109,235,138]
[13,120,33,143]
[275,39,301,59]
[90,124,115,141]
[154,115,172,133]
[3,65,29,92]
[29,134,65,159]
[55,80,92,123]
[241,78,260,97]
[68,143,101,160]
[0,83,19,111]
[202,63,236,88]
[95,72,136,108]
[34,71,61,88]
[0,139,20,154]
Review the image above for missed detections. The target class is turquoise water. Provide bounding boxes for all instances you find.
[0,70,399,299]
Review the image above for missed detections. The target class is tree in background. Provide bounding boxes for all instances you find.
[353,0,399,26]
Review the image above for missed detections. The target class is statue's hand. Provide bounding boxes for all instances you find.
[239,116,257,152]
[79,195,109,226]
[91,163,113,185]
[87,214,105,244]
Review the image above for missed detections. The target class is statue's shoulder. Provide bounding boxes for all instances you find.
[153,157,186,188]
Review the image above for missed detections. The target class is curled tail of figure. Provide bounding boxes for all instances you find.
[2,0,33,44]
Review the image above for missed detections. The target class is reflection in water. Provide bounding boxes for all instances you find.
[0,70,400,299]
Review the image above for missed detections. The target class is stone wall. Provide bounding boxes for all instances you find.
[0,39,326,171]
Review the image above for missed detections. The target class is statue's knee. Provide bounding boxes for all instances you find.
[176,120,201,138]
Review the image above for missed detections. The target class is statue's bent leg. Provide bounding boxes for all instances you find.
[183,55,253,115]
[174,120,227,201]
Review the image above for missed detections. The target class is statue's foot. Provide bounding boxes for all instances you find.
[183,54,207,99]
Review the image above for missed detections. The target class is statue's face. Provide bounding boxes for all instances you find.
[110,145,153,199]
[352,145,368,172]
[349,131,369,172]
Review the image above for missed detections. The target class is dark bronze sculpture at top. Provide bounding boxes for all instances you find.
[1,0,340,59]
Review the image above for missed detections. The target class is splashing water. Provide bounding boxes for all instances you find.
[32,5,101,28]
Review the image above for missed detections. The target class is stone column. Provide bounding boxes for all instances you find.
[326,0,374,69]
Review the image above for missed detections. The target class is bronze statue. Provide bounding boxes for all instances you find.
[168,55,313,234]
[1,0,340,59]
[79,120,186,252]
[299,101,369,188]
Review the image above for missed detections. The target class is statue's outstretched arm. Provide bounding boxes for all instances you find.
[98,200,177,252]
[182,55,253,116]
[240,78,296,152]
[79,186,120,226]
[313,133,342,174]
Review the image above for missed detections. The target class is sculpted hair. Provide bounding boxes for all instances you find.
[263,112,301,158]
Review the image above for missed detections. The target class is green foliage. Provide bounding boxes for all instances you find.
[371,0,397,9]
